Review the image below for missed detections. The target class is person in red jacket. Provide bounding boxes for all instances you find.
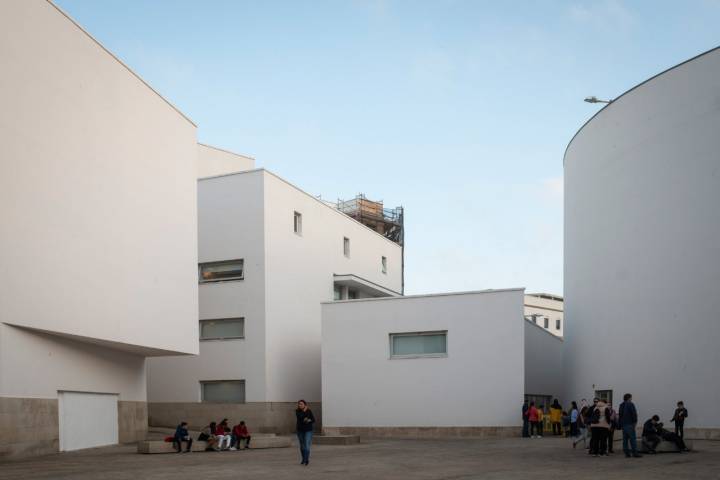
[528,402,541,438]
[232,421,251,449]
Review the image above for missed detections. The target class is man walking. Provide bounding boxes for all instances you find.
[619,393,642,458]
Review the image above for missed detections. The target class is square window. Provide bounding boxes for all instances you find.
[200,318,244,340]
[294,211,302,235]
[390,331,447,358]
[199,260,244,283]
[382,256,387,274]
[343,237,350,257]
[200,380,245,403]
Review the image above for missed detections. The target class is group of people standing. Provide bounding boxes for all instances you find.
[171,399,317,466]
[567,394,689,457]
[522,394,690,457]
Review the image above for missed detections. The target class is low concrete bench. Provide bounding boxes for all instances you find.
[638,438,693,453]
[138,435,291,454]
[313,435,360,445]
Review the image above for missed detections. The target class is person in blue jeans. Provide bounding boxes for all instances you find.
[295,399,315,466]
[619,393,642,458]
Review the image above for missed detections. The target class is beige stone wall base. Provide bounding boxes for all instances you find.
[1,397,148,458]
[322,426,521,439]
[148,402,322,434]
[684,428,720,440]
[118,401,148,444]
[0,397,59,458]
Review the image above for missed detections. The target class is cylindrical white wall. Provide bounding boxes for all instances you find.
[564,47,720,430]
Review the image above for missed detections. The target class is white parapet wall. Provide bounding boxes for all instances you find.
[321,289,525,437]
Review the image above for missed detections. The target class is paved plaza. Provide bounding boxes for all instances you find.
[1,437,718,480]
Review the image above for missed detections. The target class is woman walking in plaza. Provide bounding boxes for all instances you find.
[295,400,316,466]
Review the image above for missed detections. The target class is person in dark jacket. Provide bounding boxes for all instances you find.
[295,399,315,466]
[642,415,661,453]
[522,400,530,438]
[658,422,690,452]
[619,393,642,458]
[173,421,193,453]
[671,401,689,439]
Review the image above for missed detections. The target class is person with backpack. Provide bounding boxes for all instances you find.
[572,399,590,449]
[671,401,689,439]
[550,399,563,436]
[619,393,642,458]
[588,399,611,456]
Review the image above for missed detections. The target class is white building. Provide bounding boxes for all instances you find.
[564,47,720,436]
[524,293,563,337]
[147,169,403,432]
[321,289,526,437]
[0,0,198,456]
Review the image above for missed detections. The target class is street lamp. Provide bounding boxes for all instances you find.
[584,96,613,104]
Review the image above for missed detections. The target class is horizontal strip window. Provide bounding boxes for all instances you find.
[200,380,245,403]
[199,259,244,283]
[390,331,447,358]
[200,318,244,340]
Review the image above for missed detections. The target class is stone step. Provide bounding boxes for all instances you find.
[138,435,291,454]
[313,435,361,445]
[637,438,693,453]
[148,427,276,438]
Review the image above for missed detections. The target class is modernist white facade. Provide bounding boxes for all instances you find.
[0,0,199,457]
[524,293,563,337]
[564,47,720,435]
[321,290,525,437]
[147,169,402,432]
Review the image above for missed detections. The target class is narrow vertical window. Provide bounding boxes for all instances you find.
[294,211,302,235]
[381,256,387,274]
[556,319,561,330]
[343,237,350,257]
[544,317,549,329]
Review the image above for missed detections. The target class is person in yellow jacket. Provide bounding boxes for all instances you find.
[536,406,545,437]
[549,399,563,436]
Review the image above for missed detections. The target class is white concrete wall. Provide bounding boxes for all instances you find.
[0,0,199,359]
[564,47,720,427]
[148,171,267,402]
[197,143,255,178]
[0,324,146,401]
[264,172,403,402]
[322,290,525,428]
[524,320,563,402]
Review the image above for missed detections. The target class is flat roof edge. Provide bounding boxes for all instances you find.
[198,142,256,160]
[322,287,526,305]
[563,45,720,166]
[47,0,197,128]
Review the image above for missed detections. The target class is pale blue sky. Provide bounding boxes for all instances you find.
[56,0,719,295]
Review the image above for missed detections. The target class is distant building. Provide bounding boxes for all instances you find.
[524,293,563,337]
[147,169,403,432]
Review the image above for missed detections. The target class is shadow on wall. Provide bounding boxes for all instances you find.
[148,402,322,434]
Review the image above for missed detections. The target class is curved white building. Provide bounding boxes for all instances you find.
[564,47,720,436]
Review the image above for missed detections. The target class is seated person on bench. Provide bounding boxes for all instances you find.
[658,422,690,452]
[642,416,662,453]
[232,421,252,449]
[173,421,193,453]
